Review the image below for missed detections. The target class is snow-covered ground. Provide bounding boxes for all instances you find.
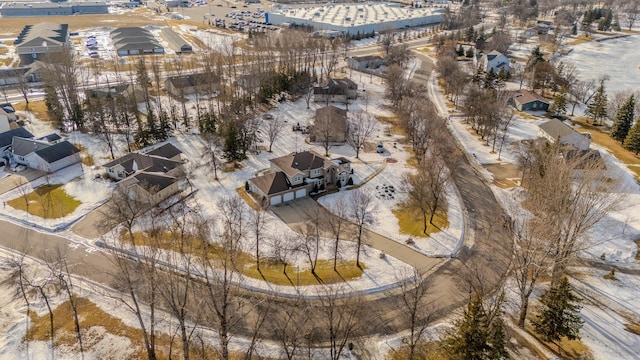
[565,35,640,94]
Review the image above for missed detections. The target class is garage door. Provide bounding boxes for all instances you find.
[270,195,282,206]
[295,189,306,198]
[283,192,295,202]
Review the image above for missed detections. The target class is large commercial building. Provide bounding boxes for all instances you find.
[0,2,109,18]
[266,3,444,35]
[111,27,165,56]
[15,22,69,65]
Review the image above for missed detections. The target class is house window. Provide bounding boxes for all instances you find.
[314,169,321,175]
[294,176,301,182]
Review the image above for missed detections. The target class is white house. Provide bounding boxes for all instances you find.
[0,108,12,133]
[475,50,510,74]
[13,139,81,172]
[538,119,591,151]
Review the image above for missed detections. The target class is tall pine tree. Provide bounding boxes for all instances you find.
[586,81,607,125]
[624,119,640,155]
[610,95,635,142]
[532,277,583,343]
[445,292,508,360]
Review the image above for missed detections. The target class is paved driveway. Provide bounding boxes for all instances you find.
[0,168,47,195]
[70,200,112,239]
[271,197,444,274]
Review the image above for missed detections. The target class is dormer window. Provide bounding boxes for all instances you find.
[294,175,301,182]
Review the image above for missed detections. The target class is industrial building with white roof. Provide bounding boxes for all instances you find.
[266,3,444,35]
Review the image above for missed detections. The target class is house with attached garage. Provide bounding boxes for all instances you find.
[247,150,351,206]
[117,172,180,205]
[103,143,184,205]
[347,55,384,70]
[0,127,33,156]
[10,137,81,172]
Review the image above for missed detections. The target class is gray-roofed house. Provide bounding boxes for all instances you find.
[513,89,550,112]
[165,73,220,98]
[160,28,193,54]
[311,106,348,143]
[248,150,351,206]
[12,138,81,172]
[111,27,164,56]
[0,127,34,153]
[314,78,358,103]
[15,22,69,65]
[144,143,183,162]
[347,55,384,70]
[103,153,182,180]
[538,119,591,151]
[118,172,180,205]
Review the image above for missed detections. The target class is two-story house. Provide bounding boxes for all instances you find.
[248,150,351,206]
[102,142,184,205]
[474,50,510,74]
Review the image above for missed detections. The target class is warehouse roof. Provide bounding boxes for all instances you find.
[160,28,192,53]
[15,22,68,47]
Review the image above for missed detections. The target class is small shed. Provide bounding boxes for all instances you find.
[513,90,550,112]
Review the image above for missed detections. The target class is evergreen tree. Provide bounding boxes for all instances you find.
[156,110,171,141]
[465,26,475,42]
[610,95,635,142]
[445,292,508,360]
[497,67,509,81]
[457,43,465,57]
[532,277,583,343]
[550,91,568,114]
[612,15,621,32]
[624,120,640,155]
[571,23,577,35]
[586,82,607,125]
[222,120,245,162]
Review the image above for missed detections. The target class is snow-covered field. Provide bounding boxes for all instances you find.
[565,35,640,94]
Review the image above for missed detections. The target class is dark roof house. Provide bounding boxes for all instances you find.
[513,90,550,112]
[34,141,80,163]
[0,127,34,150]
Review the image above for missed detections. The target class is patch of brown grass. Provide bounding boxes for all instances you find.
[572,117,640,179]
[385,341,452,360]
[526,324,593,359]
[0,47,8,55]
[392,205,448,238]
[182,33,210,50]
[565,35,594,46]
[635,239,640,260]
[26,297,227,359]
[127,231,365,286]
[625,322,640,335]
[0,58,13,67]
[14,100,51,122]
[236,186,261,211]
[376,115,406,137]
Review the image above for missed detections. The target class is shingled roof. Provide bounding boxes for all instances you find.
[103,153,181,175]
[34,141,80,163]
[249,172,291,196]
[270,150,332,178]
[146,143,182,159]
[0,127,33,148]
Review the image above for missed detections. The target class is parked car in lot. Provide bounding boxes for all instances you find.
[87,45,99,50]
[89,51,99,58]
[377,142,384,153]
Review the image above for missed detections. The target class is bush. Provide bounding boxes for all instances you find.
[347,176,354,185]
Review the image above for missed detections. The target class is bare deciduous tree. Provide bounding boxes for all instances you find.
[266,116,285,152]
[348,189,376,268]
[346,111,378,159]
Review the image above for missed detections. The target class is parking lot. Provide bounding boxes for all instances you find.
[167,0,280,32]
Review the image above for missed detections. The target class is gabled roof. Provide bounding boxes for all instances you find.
[249,171,291,196]
[166,73,219,90]
[11,136,49,156]
[34,141,80,163]
[514,90,550,105]
[15,23,68,48]
[0,127,33,148]
[146,143,182,159]
[132,172,177,192]
[539,119,576,139]
[160,28,192,53]
[36,133,62,142]
[103,153,181,174]
[270,150,332,178]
